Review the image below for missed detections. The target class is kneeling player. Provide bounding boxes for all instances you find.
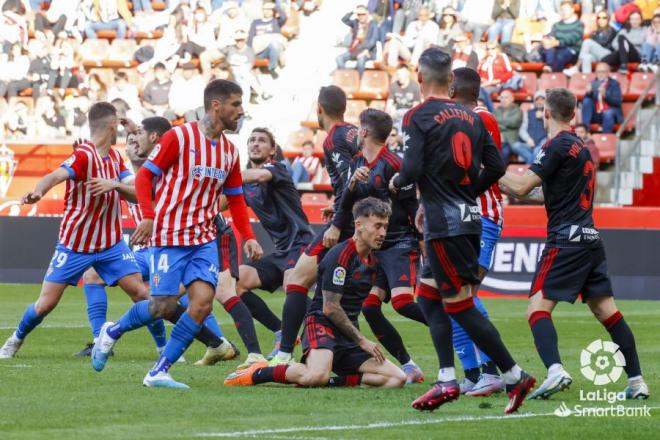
[224,198,406,389]
[500,88,649,400]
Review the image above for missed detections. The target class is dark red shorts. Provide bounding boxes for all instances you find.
[425,235,481,298]
[246,244,306,292]
[304,224,354,263]
[375,241,419,294]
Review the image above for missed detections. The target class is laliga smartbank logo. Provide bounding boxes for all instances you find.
[554,340,651,418]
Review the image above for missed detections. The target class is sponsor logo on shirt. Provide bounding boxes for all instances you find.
[568,225,600,243]
[192,165,228,182]
[148,144,161,161]
[332,266,346,286]
[534,149,546,165]
[459,203,480,222]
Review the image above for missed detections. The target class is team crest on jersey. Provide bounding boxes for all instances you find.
[534,149,546,165]
[401,131,410,152]
[62,154,76,168]
[152,274,160,287]
[192,165,228,182]
[332,266,346,286]
[148,144,161,161]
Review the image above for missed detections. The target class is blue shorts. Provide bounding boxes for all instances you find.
[149,241,219,296]
[479,217,502,270]
[134,248,150,281]
[44,241,140,286]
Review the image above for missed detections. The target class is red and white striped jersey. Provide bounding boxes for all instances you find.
[59,143,133,252]
[474,106,504,226]
[127,201,143,225]
[143,121,243,247]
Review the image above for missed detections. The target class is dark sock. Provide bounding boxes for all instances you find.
[604,311,642,377]
[280,284,309,353]
[447,297,516,373]
[241,290,282,333]
[482,361,499,375]
[464,367,481,383]
[223,296,261,354]
[391,294,427,325]
[171,304,221,348]
[328,374,363,387]
[417,285,454,369]
[362,294,411,365]
[252,365,290,384]
[528,311,562,368]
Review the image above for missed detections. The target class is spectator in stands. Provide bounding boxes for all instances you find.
[459,0,494,44]
[387,126,404,157]
[581,62,623,133]
[513,90,548,164]
[575,123,600,169]
[436,6,463,51]
[177,6,216,72]
[385,5,438,68]
[478,41,520,93]
[84,0,133,40]
[214,1,250,48]
[493,89,521,162]
[107,71,142,117]
[387,65,421,123]
[248,1,287,78]
[143,62,172,117]
[33,0,79,40]
[489,0,519,44]
[0,2,28,53]
[36,94,66,138]
[168,62,205,121]
[136,12,183,73]
[291,140,320,184]
[64,92,90,137]
[640,13,660,72]
[392,0,424,35]
[132,0,152,14]
[224,29,272,112]
[7,40,54,99]
[539,1,584,72]
[451,33,478,69]
[86,72,108,102]
[3,99,31,138]
[0,43,29,98]
[564,10,616,75]
[49,39,78,91]
[336,5,378,76]
[603,11,645,72]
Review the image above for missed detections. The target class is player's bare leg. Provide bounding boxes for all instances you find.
[586,296,648,399]
[0,281,67,359]
[362,286,424,384]
[358,357,407,388]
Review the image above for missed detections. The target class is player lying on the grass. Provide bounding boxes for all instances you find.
[389,48,535,414]
[224,197,407,389]
[73,119,238,365]
[90,80,263,388]
[328,108,426,384]
[499,87,650,401]
[270,85,359,365]
[0,103,168,360]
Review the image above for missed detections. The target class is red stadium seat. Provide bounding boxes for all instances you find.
[355,70,389,100]
[626,72,656,101]
[152,2,166,11]
[301,193,329,205]
[592,133,617,162]
[301,101,320,129]
[512,62,545,72]
[285,128,315,150]
[568,73,595,100]
[96,30,117,39]
[621,102,636,132]
[538,72,568,92]
[609,72,629,94]
[333,69,361,98]
[514,72,537,101]
[345,100,367,125]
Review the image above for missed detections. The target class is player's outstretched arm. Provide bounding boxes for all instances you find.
[22,167,70,204]
[241,168,273,184]
[499,170,543,198]
[322,290,385,363]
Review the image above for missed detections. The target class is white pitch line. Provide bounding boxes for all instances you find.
[0,324,87,330]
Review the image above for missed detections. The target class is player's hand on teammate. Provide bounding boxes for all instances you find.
[131,219,154,246]
[388,173,399,194]
[358,336,385,363]
[320,206,335,223]
[322,224,341,248]
[86,178,119,197]
[349,166,369,190]
[22,191,43,205]
[244,239,263,261]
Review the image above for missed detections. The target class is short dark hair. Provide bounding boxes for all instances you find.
[250,127,276,148]
[418,47,453,86]
[359,108,392,143]
[545,88,576,123]
[451,67,481,103]
[352,197,392,220]
[318,85,346,118]
[203,79,243,111]
[142,116,172,138]
[575,123,588,131]
[115,71,128,81]
[154,62,166,71]
[88,102,117,132]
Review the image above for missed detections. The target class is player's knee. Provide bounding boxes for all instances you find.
[34,299,56,316]
[387,370,407,388]
[82,270,103,285]
[150,297,178,319]
[300,371,330,387]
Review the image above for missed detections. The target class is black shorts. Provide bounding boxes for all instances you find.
[375,241,420,294]
[304,223,354,263]
[531,242,613,303]
[301,313,372,376]
[216,220,240,280]
[246,244,306,292]
[425,235,481,298]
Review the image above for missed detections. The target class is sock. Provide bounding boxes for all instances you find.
[437,367,456,382]
[450,314,480,373]
[146,320,167,349]
[446,297,516,374]
[223,296,261,354]
[109,300,153,339]
[252,365,290,384]
[15,303,44,339]
[362,294,411,364]
[84,284,107,338]
[149,355,173,376]
[391,294,427,324]
[241,290,282,333]
[402,359,418,368]
[464,367,480,383]
[153,312,201,370]
[171,304,222,348]
[502,364,522,385]
[180,294,224,338]
[276,351,292,361]
[528,310,562,368]
[603,311,642,378]
[473,296,494,368]
[328,374,363,387]
[482,361,498,376]
[280,284,309,353]
[417,289,454,371]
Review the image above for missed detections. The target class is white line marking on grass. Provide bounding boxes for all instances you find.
[0,324,87,330]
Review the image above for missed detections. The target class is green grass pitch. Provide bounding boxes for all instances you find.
[0,284,658,439]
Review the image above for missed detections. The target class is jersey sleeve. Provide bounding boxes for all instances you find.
[222,153,244,195]
[320,249,347,295]
[529,141,563,181]
[331,160,358,230]
[472,118,506,196]
[395,109,425,188]
[143,129,179,177]
[263,161,291,186]
[60,150,89,181]
[330,129,358,211]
